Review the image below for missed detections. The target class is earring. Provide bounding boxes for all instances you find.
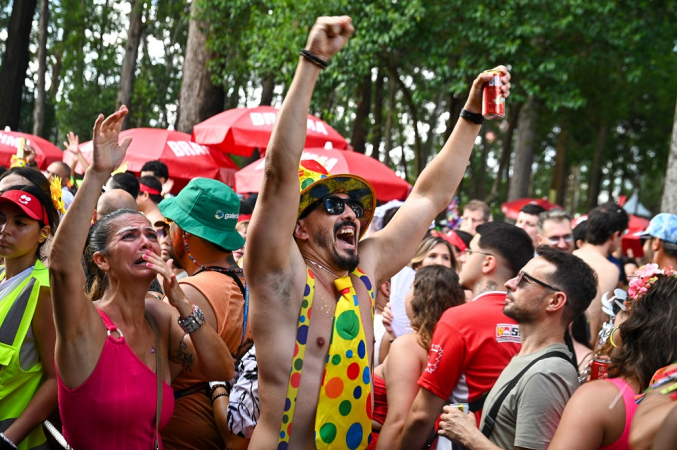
[41,234,47,239]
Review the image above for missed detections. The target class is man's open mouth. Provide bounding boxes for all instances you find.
[336,226,356,247]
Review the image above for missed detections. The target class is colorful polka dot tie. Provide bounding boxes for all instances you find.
[278,268,374,449]
[314,273,372,449]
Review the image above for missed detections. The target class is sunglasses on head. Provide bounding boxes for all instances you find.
[300,197,365,219]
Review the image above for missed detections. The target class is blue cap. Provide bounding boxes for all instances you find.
[635,213,677,244]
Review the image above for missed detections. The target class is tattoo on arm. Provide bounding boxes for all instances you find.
[173,334,194,373]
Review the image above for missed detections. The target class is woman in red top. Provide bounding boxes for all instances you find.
[550,271,677,450]
[372,265,465,449]
[49,106,235,450]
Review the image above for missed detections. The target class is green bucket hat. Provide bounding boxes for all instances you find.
[297,159,376,238]
[159,178,244,251]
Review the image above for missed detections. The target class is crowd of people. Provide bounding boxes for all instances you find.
[1,14,677,450]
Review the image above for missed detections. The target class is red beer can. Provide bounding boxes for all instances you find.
[590,358,611,380]
[482,70,505,120]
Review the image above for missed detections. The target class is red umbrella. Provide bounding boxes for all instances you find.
[235,147,411,201]
[0,130,64,169]
[501,198,561,220]
[63,128,239,192]
[192,106,348,157]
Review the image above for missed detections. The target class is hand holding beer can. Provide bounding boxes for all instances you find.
[482,70,506,120]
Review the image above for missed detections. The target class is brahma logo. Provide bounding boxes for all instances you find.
[496,324,521,343]
[249,112,329,135]
[425,344,444,374]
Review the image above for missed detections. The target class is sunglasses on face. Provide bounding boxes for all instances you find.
[302,197,365,219]
[516,271,561,292]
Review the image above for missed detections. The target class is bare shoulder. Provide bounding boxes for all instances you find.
[391,332,422,352]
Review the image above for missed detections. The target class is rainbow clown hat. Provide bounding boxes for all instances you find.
[297,159,376,238]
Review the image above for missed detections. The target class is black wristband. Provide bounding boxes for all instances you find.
[460,109,485,125]
[300,49,329,69]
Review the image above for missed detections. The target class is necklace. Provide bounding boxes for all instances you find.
[183,231,243,275]
[305,258,346,279]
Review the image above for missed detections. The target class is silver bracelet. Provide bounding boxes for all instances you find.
[0,433,17,450]
[177,304,205,334]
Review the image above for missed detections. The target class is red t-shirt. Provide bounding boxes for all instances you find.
[418,291,521,412]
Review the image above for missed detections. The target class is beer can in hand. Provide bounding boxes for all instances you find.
[482,71,505,120]
[590,358,611,380]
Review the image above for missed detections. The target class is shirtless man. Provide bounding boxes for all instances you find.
[573,202,628,347]
[245,16,511,450]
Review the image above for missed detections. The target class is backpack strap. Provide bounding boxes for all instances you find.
[481,350,574,438]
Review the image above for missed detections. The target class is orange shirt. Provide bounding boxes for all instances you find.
[161,270,252,450]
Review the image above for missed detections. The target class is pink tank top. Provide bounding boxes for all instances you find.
[600,377,638,450]
[57,309,175,450]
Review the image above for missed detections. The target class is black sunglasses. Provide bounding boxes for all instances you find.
[516,271,561,292]
[300,197,365,219]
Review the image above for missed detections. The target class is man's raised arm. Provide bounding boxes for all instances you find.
[362,68,511,285]
[245,16,354,282]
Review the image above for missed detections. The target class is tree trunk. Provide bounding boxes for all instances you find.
[369,69,384,158]
[586,124,609,210]
[177,1,225,133]
[550,117,569,204]
[661,96,677,213]
[259,74,275,106]
[350,73,372,154]
[475,127,490,199]
[508,96,539,201]
[486,102,522,203]
[382,75,397,167]
[32,0,49,137]
[116,0,145,129]
[568,165,581,214]
[0,0,37,130]
[442,92,466,143]
[391,68,422,176]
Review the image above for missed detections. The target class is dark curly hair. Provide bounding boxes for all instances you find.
[608,275,677,391]
[409,265,465,349]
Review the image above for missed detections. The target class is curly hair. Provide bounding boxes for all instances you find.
[608,275,677,391]
[409,265,465,350]
[409,236,457,271]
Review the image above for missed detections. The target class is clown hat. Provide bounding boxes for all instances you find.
[297,160,376,238]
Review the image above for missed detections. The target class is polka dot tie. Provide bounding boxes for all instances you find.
[277,268,374,449]
[314,274,372,449]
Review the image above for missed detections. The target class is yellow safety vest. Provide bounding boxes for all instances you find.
[0,260,49,450]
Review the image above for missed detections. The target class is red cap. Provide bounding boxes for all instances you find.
[431,229,467,252]
[139,183,161,196]
[0,190,48,225]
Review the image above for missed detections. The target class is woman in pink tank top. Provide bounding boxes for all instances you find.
[549,270,677,450]
[49,107,235,450]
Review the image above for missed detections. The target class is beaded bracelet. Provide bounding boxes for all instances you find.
[300,49,329,69]
[211,392,228,404]
[209,382,228,398]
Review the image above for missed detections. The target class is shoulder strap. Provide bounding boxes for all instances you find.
[481,350,574,438]
[191,266,249,346]
[145,311,162,450]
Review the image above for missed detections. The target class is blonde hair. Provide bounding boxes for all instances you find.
[409,236,457,271]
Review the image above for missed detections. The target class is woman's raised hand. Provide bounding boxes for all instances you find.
[91,106,133,175]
